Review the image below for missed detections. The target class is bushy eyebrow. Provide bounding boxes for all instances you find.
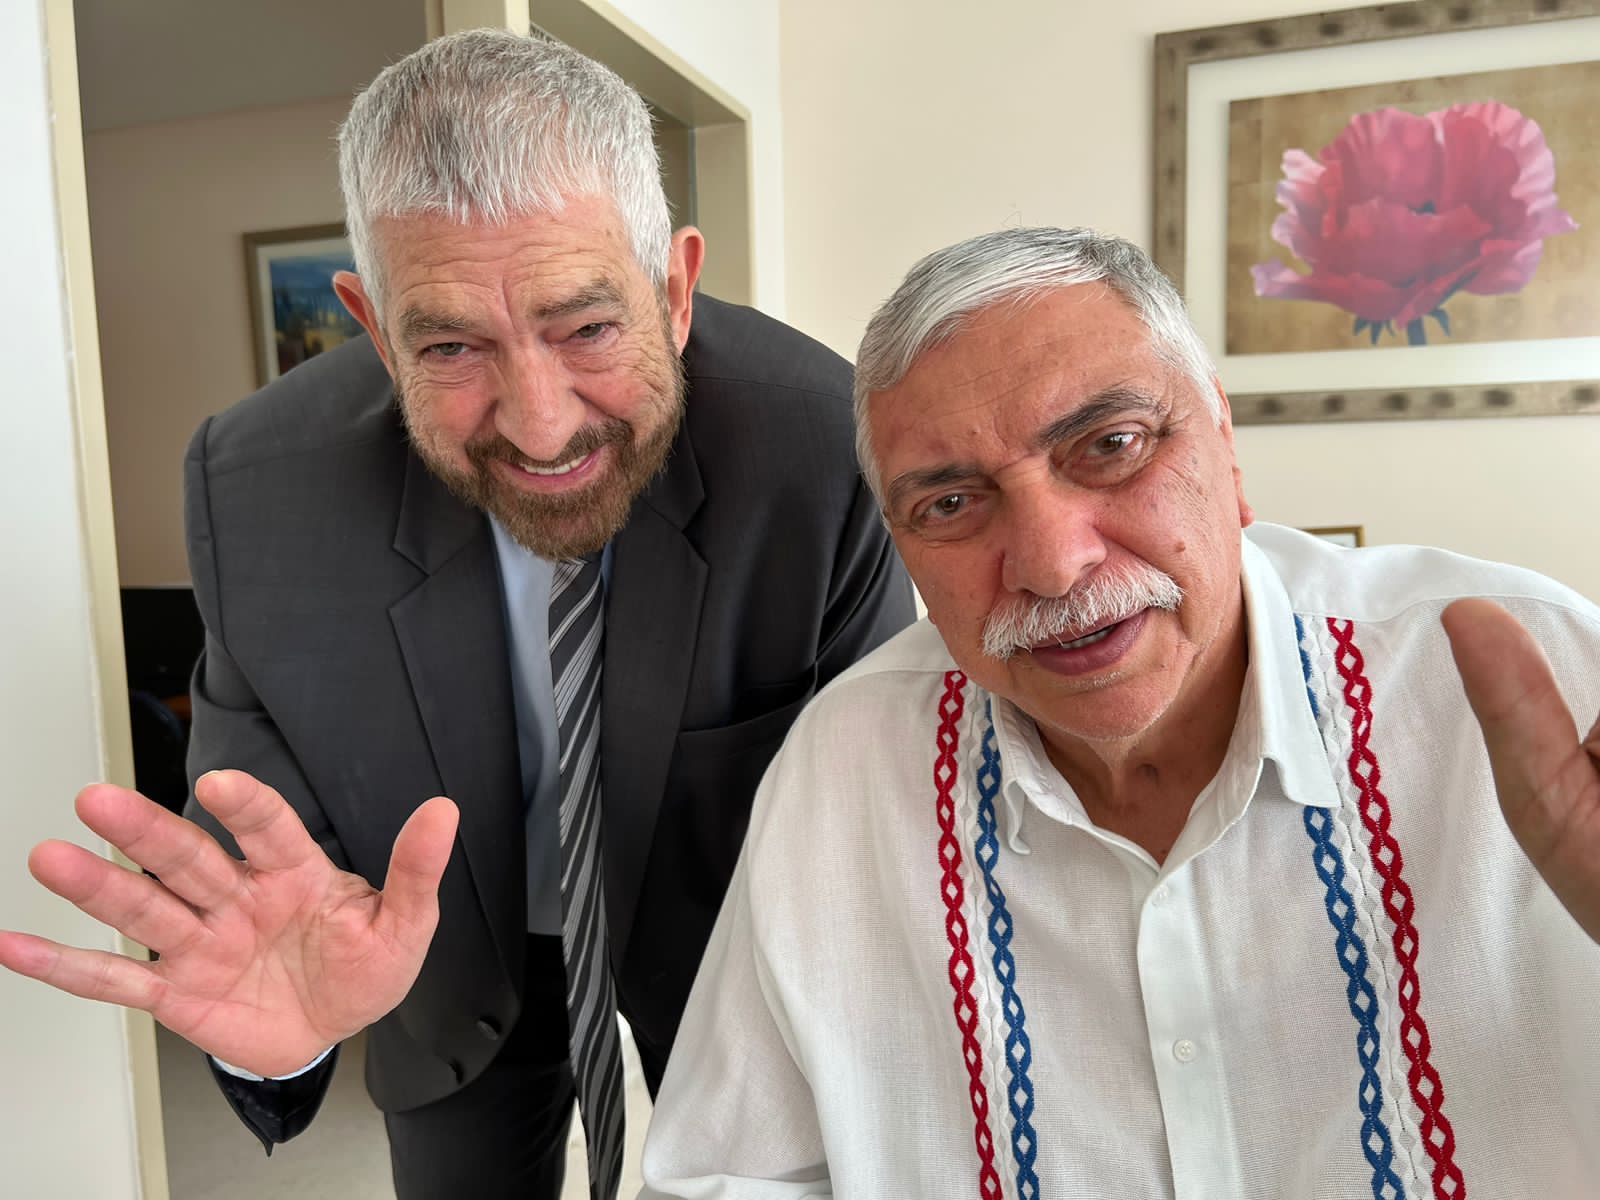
[396,308,472,346]
[882,385,1168,517]
[534,278,626,321]
[394,278,629,348]
[1034,386,1165,450]
[885,463,982,516]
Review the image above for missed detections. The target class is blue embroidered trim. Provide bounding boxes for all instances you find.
[973,705,1041,1199]
[1294,613,1321,719]
[1304,807,1405,1199]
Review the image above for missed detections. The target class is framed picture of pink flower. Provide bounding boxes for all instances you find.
[1229,64,1593,354]
[1155,0,1600,425]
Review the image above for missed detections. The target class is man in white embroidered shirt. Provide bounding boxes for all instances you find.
[639,227,1600,1198]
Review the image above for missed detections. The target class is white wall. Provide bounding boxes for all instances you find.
[89,96,352,586]
[598,0,785,312]
[779,0,1600,601]
[2,1,149,1195]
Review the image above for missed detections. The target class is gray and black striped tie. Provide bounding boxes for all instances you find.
[549,554,625,1199]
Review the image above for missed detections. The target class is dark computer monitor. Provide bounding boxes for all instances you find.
[119,586,204,812]
[119,585,204,698]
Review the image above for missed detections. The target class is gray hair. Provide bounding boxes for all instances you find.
[338,28,670,314]
[853,227,1218,503]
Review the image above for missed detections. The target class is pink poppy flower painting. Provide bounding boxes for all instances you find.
[1251,101,1577,346]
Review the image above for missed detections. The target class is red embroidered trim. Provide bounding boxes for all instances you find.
[1329,618,1466,1199]
[932,670,1002,1200]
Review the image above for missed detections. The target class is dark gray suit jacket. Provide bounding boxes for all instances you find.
[183,295,913,1128]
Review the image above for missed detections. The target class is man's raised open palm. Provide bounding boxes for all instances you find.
[0,770,457,1077]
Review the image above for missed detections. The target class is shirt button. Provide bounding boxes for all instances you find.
[1151,885,1170,906]
[1173,1038,1198,1064]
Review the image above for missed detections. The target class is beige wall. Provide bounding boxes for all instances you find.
[597,0,784,308]
[779,0,1600,601]
[89,95,352,586]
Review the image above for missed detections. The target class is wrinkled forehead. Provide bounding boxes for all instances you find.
[369,191,638,264]
[365,200,661,315]
[869,287,1167,431]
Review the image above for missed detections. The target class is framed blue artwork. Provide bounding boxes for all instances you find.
[242,223,362,387]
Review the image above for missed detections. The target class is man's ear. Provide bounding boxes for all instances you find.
[1212,377,1235,437]
[333,272,395,374]
[664,227,705,354]
[1213,380,1256,529]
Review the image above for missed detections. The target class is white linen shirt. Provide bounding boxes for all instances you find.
[640,524,1600,1200]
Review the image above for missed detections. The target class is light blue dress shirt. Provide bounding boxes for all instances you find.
[488,517,611,936]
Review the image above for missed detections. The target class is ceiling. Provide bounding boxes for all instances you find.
[74,0,426,131]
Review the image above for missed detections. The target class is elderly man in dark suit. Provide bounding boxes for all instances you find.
[0,28,911,1200]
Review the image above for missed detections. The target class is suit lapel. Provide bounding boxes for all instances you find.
[384,420,708,975]
[389,452,524,982]
[603,434,707,962]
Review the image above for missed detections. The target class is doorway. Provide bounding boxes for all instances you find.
[73,0,752,1193]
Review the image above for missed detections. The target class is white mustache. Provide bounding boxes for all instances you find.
[981,564,1183,660]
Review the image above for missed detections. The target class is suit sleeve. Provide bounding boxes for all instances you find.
[205,1045,342,1156]
[815,475,915,688]
[183,416,345,868]
[181,415,345,1148]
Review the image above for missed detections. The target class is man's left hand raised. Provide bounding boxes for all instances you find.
[1443,597,1600,943]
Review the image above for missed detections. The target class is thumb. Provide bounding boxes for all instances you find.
[379,796,459,934]
[1442,599,1578,777]
[1442,598,1580,858]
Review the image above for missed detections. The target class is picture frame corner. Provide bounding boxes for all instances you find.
[1152,0,1600,428]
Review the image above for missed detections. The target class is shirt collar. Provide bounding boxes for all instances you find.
[488,517,615,586]
[990,533,1338,852]
[1241,532,1340,813]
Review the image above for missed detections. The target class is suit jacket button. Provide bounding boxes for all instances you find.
[448,1059,465,1085]
[476,1017,502,1040]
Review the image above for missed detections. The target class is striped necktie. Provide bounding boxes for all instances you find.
[548,554,625,1198]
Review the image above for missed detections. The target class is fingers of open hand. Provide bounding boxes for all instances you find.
[192,770,321,874]
[380,797,459,937]
[0,931,164,1011]
[27,839,204,957]
[74,784,244,913]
